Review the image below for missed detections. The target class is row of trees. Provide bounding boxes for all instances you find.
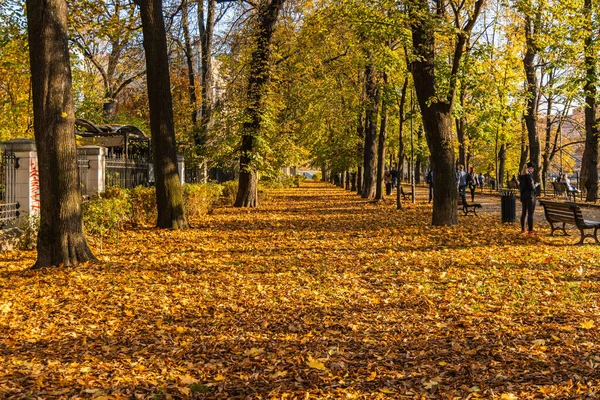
[5,0,600,266]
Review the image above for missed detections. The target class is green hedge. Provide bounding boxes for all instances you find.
[82,183,223,244]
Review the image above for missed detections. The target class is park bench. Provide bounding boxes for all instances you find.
[552,181,579,201]
[539,200,600,244]
[400,186,413,200]
[458,194,482,216]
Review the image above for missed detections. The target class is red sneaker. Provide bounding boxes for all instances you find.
[527,230,539,235]
[520,231,527,235]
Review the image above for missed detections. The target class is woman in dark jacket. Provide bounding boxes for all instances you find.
[519,162,537,234]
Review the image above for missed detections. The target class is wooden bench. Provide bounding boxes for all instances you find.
[458,194,482,216]
[539,200,600,244]
[552,181,579,201]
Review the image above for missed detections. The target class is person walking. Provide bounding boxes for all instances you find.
[456,165,468,198]
[468,167,477,202]
[426,169,434,203]
[519,162,538,234]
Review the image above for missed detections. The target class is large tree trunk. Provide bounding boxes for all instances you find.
[582,0,598,201]
[362,60,379,199]
[26,0,96,268]
[410,5,456,225]
[396,76,408,210]
[196,0,216,148]
[234,0,284,207]
[523,14,541,184]
[375,72,388,201]
[137,0,187,228]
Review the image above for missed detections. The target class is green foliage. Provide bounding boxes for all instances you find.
[82,195,131,250]
[312,172,322,181]
[221,180,239,204]
[182,182,223,219]
[17,214,40,251]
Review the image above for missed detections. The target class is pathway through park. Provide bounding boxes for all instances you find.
[1,181,600,398]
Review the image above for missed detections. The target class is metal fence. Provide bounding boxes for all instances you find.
[78,154,90,198]
[105,155,150,189]
[0,151,20,226]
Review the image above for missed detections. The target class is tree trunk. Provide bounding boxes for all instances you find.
[26,0,96,268]
[362,60,379,199]
[396,76,408,210]
[410,11,457,225]
[356,110,364,195]
[321,163,327,182]
[137,0,187,228]
[351,172,357,191]
[582,0,598,202]
[234,0,284,207]
[498,143,506,189]
[415,125,424,184]
[523,14,541,183]
[375,72,388,201]
[182,0,198,129]
[196,0,216,148]
[456,88,467,168]
[520,118,529,170]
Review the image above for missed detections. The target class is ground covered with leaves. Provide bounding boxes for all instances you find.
[1,181,600,399]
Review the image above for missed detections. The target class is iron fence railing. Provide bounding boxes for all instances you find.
[0,151,20,226]
[105,155,150,189]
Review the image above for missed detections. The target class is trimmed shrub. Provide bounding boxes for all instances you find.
[183,182,222,218]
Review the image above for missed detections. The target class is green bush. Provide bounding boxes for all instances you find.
[129,186,157,226]
[183,183,222,218]
[82,183,224,246]
[221,180,238,203]
[82,195,131,252]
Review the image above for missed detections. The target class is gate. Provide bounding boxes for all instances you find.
[0,151,20,226]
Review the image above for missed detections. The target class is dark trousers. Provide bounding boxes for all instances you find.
[428,185,433,203]
[520,196,536,232]
[469,185,476,202]
[385,183,392,195]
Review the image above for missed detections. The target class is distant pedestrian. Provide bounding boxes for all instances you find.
[426,170,434,203]
[519,162,538,234]
[390,169,398,188]
[456,165,468,197]
[468,167,477,202]
[478,174,484,189]
[384,170,392,196]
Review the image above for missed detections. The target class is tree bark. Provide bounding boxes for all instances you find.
[523,13,541,183]
[456,88,467,168]
[234,0,284,207]
[362,60,379,199]
[356,110,364,195]
[582,0,598,201]
[415,125,423,184]
[137,0,187,228]
[498,143,506,189]
[26,0,96,268]
[375,72,388,201]
[396,75,408,210]
[196,0,216,148]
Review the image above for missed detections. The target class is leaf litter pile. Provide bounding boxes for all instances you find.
[1,181,600,399]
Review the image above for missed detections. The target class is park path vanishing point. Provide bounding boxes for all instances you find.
[1,181,600,398]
